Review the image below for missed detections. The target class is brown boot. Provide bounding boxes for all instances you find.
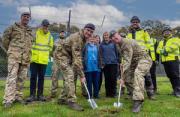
[67,101,84,111]
[132,100,143,113]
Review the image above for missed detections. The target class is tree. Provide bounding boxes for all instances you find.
[141,20,168,40]
[48,23,66,33]
[70,25,80,33]
[48,23,79,34]
[118,26,128,34]
[173,26,180,38]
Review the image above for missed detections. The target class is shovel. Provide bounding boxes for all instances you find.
[114,64,123,108]
[83,82,98,109]
[113,83,123,107]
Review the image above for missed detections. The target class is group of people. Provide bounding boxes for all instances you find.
[1,11,180,113]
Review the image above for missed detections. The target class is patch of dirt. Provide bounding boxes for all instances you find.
[100,108,120,114]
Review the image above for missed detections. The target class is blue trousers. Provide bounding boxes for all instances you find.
[85,71,100,98]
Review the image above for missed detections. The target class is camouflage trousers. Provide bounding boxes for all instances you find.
[73,68,87,96]
[58,61,76,102]
[50,62,62,97]
[124,57,152,101]
[3,60,28,104]
[51,62,87,97]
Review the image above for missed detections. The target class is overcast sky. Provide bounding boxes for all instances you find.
[0,0,179,34]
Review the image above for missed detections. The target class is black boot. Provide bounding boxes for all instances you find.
[147,92,156,100]
[37,84,46,101]
[37,95,46,101]
[26,95,36,102]
[132,100,143,113]
[175,92,180,97]
[174,88,180,98]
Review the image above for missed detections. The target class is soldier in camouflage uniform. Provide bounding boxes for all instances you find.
[110,31,152,113]
[54,23,95,111]
[50,31,66,98]
[2,12,33,108]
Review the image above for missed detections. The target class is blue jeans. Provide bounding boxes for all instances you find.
[85,71,100,98]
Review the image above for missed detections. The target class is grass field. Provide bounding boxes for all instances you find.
[0,77,179,117]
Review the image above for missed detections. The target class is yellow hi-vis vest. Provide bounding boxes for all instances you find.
[31,28,54,64]
[149,38,157,61]
[127,29,156,61]
[157,37,180,62]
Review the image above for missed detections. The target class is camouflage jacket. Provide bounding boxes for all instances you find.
[116,38,152,77]
[53,39,65,62]
[2,22,33,64]
[54,30,86,78]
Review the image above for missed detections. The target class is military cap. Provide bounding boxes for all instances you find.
[84,23,95,30]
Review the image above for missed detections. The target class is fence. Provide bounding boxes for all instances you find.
[0,37,166,79]
[0,42,8,78]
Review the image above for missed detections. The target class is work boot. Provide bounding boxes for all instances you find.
[148,95,156,100]
[132,100,143,113]
[67,101,84,111]
[51,94,56,98]
[147,92,156,100]
[46,94,57,101]
[26,95,36,102]
[4,102,12,108]
[174,92,180,98]
[14,99,27,105]
[37,95,46,102]
[57,99,68,105]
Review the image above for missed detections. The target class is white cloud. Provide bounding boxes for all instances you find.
[17,3,128,34]
[162,20,180,28]
[176,0,180,3]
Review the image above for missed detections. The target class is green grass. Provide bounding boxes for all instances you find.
[0,77,179,117]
